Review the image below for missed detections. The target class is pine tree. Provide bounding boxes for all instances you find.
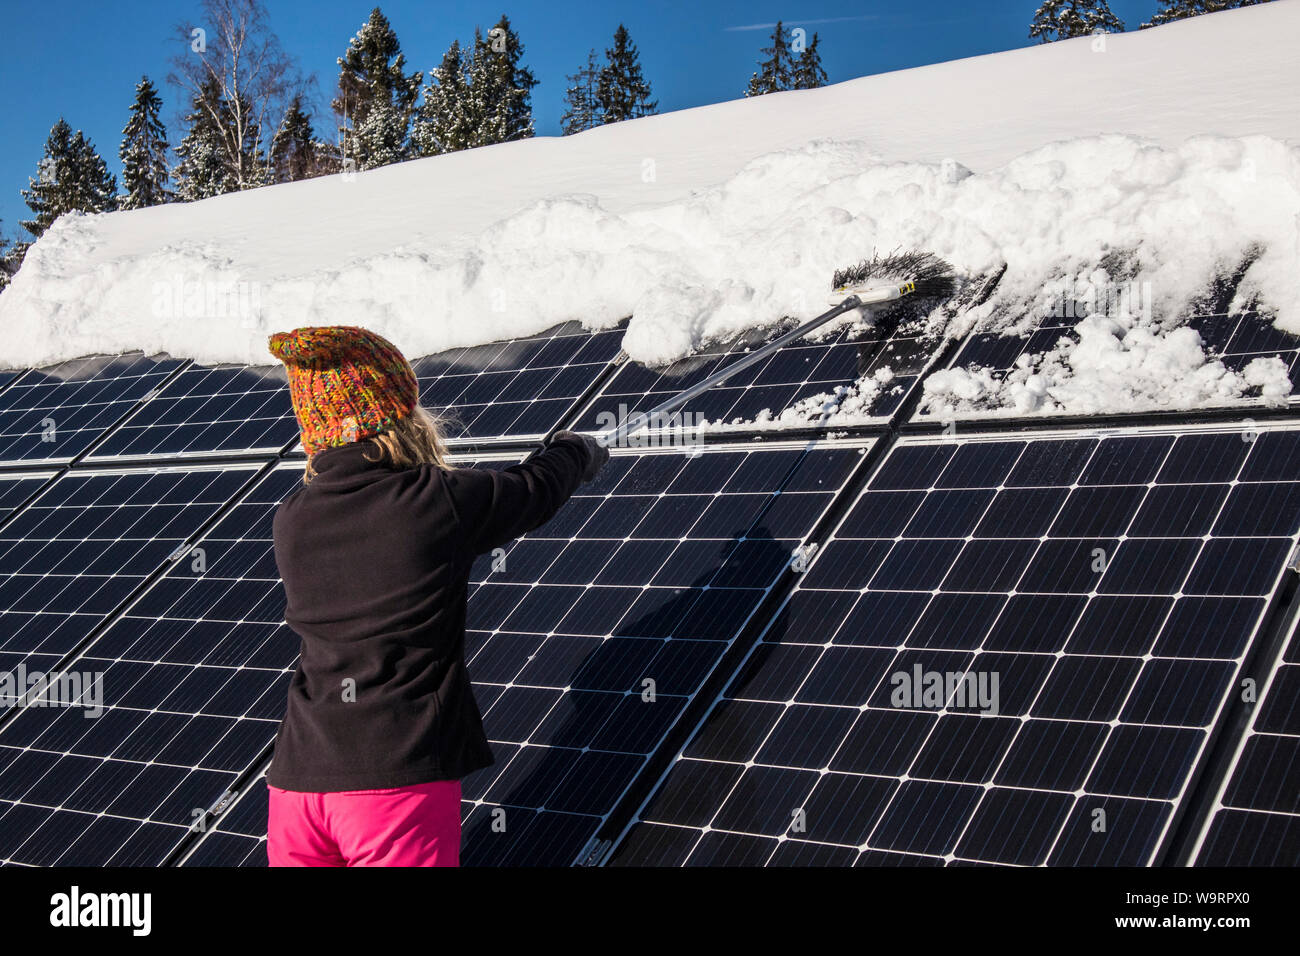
[745,21,794,97]
[561,48,602,135]
[332,7,422,169]
[410,16,537,155]
[119,76,172,209]
[412,39,476,155]
[174,76,235,201]
[469,15,538,146]
[0,224,11,294]
[1,219,29,291]
[597,25,657,124]
[791,31,828,89]
[1030,0,1125,41]
[1142,0,1271,28]
[20,119,118,239]
[269,94,322,182]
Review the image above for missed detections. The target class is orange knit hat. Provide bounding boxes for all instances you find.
[268,326,419,456]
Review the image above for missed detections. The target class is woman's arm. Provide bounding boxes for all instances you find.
[447,432,606,556]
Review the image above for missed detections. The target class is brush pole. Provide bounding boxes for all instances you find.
[598,294,867,448]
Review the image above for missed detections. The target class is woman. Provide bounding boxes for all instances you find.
[264,325,607,866]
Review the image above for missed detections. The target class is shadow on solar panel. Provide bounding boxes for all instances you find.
[1193,610,1300,866]
[181,444,865,867]
[0,353,184,464]
[454,443,863,865]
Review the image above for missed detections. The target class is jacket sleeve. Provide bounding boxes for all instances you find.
[447,435,592,556]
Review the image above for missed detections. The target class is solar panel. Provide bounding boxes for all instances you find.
[456,441,865,865]
[606,424,1300,866]
[917,309,1299,424]
[0,353,184,464]
[0,462,297,866]
[86,363,297,460]
[414,321,625,444]
[0,472,55,524]
[0,464,260,670]
[178,771,270,867]
[168,444,863,867]
[569,319,942,439]
[1193,601,1300,865]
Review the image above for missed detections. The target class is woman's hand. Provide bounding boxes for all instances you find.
[550,430,610,483]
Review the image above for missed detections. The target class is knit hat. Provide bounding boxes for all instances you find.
[268,326,419,456]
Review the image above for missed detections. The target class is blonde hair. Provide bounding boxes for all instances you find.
[303,405,451,483]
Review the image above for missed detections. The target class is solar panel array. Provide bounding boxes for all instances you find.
[1192,618,1300,865]
[608,426,1300,866]
[2,287,1299,869]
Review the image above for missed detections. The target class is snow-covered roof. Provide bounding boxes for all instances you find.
[2,1,1297,421]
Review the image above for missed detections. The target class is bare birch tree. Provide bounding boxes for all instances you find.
[167,0,304,190]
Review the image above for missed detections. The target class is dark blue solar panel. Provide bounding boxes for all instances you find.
[88,363,297,459]
[179,773,269,867]
[608,425,1300,866]
[0,463,295,866]
[454,443,863,865]
[1194,619,1300,865]
[570,316,945,438]
[0,465,258,669]
[0,472,54,524]
[414,321,624,442]
[0,353,184,463]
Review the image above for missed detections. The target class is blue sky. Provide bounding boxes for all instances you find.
[0,0,1163,233]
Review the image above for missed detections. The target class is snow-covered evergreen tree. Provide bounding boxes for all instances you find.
[745,21,794,96]
[332,7,422,169]
[1142,0,1271,28]
[413,16,537,154]
[791,31,828,89]
[20,119,118,239]
[412,40,477,155]
[597,25,657,124]
[469,15,538,145]
[119,76,172,209]
[1030,0,1125,41]
[174,77,235,201]
[0,224,11,294]
[560,48,602,135]
[269,94,323,183]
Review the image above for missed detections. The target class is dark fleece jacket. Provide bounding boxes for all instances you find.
[266,435,590,792]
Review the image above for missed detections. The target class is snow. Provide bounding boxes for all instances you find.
[2,1,1299,424]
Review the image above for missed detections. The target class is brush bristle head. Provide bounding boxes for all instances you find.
[832,250,958,301]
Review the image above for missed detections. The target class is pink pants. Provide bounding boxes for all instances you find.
[267,780,462,867]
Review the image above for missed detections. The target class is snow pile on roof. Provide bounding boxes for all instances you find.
[925,319,1293,419]
[1,1,1297,426]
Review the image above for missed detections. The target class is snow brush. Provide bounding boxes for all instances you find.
[597,251,958,448]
